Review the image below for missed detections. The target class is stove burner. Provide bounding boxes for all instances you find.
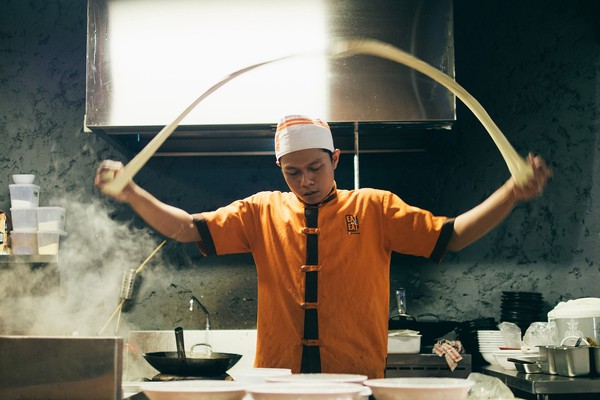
[151,373,230,381]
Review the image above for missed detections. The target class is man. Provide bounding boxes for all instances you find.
[95,115,551,378]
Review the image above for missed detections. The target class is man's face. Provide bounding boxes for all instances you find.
[278,148,340,205]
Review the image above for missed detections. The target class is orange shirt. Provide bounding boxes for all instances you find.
[194,188,451,378]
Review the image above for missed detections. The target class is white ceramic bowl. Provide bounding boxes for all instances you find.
[141,380,247,400]
[493,350,525,370]
[267,373,368,384]
[228,368,292,384]
[246,382,366,400]
[480,352,498,365]
[12,174,35,184]
[364,378,474,400]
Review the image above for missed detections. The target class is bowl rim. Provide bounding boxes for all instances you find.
[364,377,475,389]
[140,379,246,393]
[247,382,366,394]
[266,373,368,383]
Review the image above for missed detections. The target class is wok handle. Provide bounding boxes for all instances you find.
[175,326,187,361]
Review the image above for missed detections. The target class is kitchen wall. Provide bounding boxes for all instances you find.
[0,0,598,338]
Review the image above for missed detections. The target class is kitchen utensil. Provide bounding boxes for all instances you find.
[227,368,291,384]
[266,373,368,384]
[508,357,542,373]
[537,345,558,375]
[550,298,600,345]
[12,174,35,184]
[143,351,242,377]
[37,206,65,231]
[10,229,38,255]
[140,380,247,400]
[9,184,40,208]
[175,327,187,362]
[247,382,366,400]
[480,352,498,365]
[552,345,591,377]
[143,327,242,376]
[592,346,600,375]
[493,350,525,370]
[37,230,65,255]
[395,288,407,315]
[388,331,421,354]
[364,377,474,400]
[10,208,37,230]
[98,240,166,335]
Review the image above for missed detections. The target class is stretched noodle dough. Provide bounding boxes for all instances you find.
[102,39,533,196]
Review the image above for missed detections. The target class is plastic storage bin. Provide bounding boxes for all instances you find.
[9,184,40,208]
[37,230,66,255]
[37,207,65,231]
[11,230,38,255]
[388,332,421,354]
[11,208,38,230]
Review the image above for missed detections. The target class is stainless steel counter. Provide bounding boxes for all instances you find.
[482,365,600,400]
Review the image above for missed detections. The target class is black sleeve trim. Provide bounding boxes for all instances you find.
[194,215,217,256]
[429,218,455,263]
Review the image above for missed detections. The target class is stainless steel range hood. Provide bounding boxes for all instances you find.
[85,0,455,156]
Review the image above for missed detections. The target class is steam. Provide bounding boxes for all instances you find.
[0,194,168,336]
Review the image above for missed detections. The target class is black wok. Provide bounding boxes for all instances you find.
[143,327,242,376]
[143,350,242,376]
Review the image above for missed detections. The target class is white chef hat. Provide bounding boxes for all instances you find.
[274,115,334,160]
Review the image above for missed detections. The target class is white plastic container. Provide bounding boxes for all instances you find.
[37,230,66,255]
[10,207,38,230]
[10,230,38,255]
[9,184,40,208]
[548,298,600,345]
[37,207,66,231]
[388,332,421,354]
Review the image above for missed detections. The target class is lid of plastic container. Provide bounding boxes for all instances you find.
[11,229,38,233]
[548,298,600,318]
[9,184,40,189]
[37,230,67,236]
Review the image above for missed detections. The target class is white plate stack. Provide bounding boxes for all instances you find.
[477,330,504,365]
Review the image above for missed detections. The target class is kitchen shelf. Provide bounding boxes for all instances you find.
[483,365,600,399]
[0,254,58,264]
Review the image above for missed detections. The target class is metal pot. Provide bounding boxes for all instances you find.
[143,327,242,377]
[554,316,600,345]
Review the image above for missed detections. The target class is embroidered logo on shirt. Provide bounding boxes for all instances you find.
[345,214,360,234]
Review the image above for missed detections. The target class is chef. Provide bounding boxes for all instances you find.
[95,115,552,378]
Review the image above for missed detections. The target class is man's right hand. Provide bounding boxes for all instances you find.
[94,160,135,203]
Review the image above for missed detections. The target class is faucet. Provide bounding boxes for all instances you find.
[189,295,210,331]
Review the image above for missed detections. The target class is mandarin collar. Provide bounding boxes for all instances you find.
[297,183,338,208]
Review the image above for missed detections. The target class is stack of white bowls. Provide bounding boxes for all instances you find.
[477,330,504,365]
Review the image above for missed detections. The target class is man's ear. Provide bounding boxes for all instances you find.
[332,149,341,169]
[276,160,281,168]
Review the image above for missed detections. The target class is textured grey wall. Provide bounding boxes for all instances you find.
[0,0,599,338]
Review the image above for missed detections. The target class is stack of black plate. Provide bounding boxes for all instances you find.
[501,291,543,332]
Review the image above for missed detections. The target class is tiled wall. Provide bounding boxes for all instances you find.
[0,0,599,338]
